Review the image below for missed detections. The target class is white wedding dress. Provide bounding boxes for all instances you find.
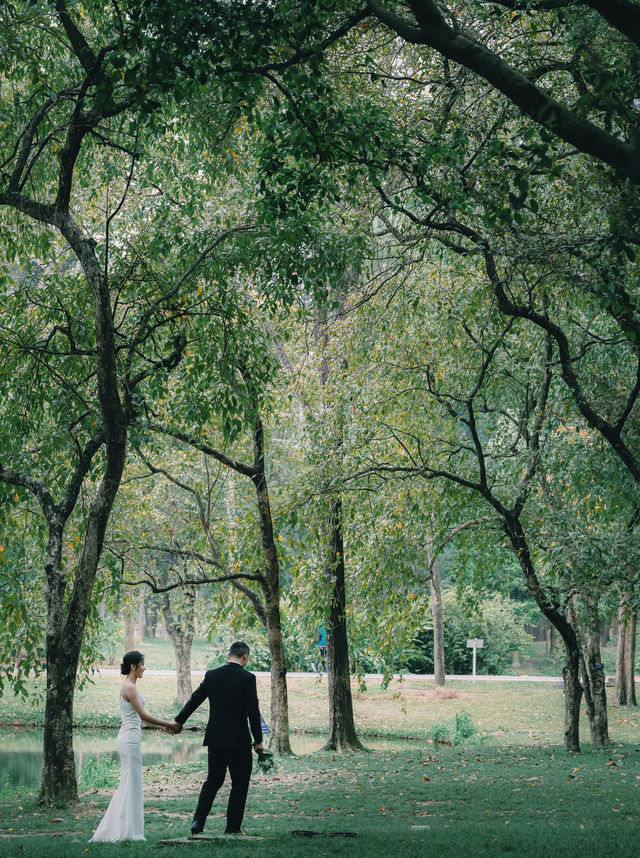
[90,693,145,842]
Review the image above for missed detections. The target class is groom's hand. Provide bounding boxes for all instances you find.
[169,721,183,735]
[254,742,264,753]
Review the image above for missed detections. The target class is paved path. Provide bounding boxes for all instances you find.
[95,668,563,682]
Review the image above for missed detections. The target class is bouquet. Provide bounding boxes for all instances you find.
[256,748,275,773]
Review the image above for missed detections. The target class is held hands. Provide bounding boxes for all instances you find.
[164,721,183,735]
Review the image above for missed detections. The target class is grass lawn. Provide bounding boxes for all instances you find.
[1,672,639,856]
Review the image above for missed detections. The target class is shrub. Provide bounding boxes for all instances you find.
[452,710,475,744]
[425,710,476,746]
[404,589,530,675]
[78,754,120,791]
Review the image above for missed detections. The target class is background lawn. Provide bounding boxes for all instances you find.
[1,672,639,856]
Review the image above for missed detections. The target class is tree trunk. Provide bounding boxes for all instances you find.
[41,653,77,802]
[144,591,161,638]
[624,613,637,706]
[40,528,77,802]
[577,598,610,747]
[322,496,364,752]
[40,442,126,800]
[262,579,291,754]
[505,514,581,751]
[616,600,629,705]
[137,591,146,644]
[38,220,128,802]
[562,643,582,753]
[124,585,136,652]
[173,638,193,705]
[161,587,195,706]
[252,416,292,754]
[427,539,446,687]
[616,589,637,706]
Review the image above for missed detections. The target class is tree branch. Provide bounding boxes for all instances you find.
[147,422,256,479]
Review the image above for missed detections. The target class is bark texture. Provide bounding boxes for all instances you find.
[252,416,292,754]
[426,538,445,687]
[322,497,364,752]
[616,590,638,706]
[162,587,195,706]
[574,598,610,747]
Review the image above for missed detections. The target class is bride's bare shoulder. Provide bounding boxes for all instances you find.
[121,681,139,702]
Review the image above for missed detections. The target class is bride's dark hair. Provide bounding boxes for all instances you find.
[120,650,144,675]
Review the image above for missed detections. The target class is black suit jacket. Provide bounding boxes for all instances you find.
[175,662,263,749]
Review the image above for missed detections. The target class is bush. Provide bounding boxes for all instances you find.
[425,710,476,746]
[452,710,475,744]
[404,589,530,675]
[78,754,120,791]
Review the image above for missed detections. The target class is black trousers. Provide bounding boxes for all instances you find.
[193,745,253,832]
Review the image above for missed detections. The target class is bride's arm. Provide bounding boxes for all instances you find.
[124,684,175,730]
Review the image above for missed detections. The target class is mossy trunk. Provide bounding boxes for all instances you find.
[322,496,364,752]
[253,416,292,754]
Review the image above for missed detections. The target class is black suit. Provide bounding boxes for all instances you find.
[175,661,263,833]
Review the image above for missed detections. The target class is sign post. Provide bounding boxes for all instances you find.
[466,638,484,678]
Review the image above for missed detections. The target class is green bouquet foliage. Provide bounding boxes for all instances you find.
[256,749,275,774]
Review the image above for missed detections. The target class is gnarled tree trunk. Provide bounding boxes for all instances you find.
[505,515,582,752]
[252,416,292,754]
[38,216,128,801]
[584,603,610,746]
[322,496,364,752]
[573,598,610,747]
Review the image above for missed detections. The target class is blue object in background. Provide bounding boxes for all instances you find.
[260,714,270,735]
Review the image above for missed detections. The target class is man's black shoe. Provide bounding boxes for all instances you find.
[191,821,204,836]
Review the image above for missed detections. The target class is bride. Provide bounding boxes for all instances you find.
[90,650,180,842]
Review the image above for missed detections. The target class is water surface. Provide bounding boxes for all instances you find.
[1,728,410,788]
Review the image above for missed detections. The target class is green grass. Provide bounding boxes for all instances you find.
[2,669,640,856]
[96,634,629,675]
[518,639,623,678]
[3,671,640,745]
[1,744,639,857]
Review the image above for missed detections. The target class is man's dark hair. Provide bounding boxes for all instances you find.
[229,641,250,658]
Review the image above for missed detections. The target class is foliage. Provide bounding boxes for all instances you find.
[78,755,120,792]
[405,590,530,676]
[426,709,476,746]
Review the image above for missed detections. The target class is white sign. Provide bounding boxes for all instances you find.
[466,638,484,678]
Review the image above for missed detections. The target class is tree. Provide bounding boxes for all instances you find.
[0,0,270,798]
[341,243,619,748]
[126,415,295,755]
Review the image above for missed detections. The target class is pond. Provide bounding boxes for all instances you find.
[0,728,411,788]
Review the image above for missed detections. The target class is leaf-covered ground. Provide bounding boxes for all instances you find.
[2,675,640,855]
[1,744,639,857]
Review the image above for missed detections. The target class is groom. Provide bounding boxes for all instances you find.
[172,641,264,836]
